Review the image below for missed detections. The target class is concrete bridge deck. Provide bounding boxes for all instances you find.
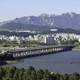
[0,44,76,60]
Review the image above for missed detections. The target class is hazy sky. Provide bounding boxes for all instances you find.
[0,0,80,21]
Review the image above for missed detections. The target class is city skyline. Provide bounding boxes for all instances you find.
[0,0,80,21]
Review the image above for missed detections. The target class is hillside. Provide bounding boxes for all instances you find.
[0,12,80,31]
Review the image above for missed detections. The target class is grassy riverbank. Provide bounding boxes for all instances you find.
[0,60,17,66]
[5,60,18,64]
[72,44,80,51]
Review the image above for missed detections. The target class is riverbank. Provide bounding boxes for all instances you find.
[72,48,80,51]
[5,60,18,64]
[0,60,17,66]
[72,45,80,51]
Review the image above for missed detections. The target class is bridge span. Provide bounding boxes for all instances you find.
[0,45,76,60]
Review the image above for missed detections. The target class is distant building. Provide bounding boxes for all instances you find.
[0,32,80,44]
[45,35,58,45]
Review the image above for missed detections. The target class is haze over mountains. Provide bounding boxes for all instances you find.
[0,12,80,32]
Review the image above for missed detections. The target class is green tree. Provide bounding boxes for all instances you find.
[37,69,44,80]
[43,69,51,80]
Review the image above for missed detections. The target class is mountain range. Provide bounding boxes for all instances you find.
[0,12,80,32]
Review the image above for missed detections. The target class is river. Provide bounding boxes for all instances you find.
[2,51,80,73]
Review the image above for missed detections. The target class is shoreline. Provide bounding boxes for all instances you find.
[72,44,80,51]
[5,60,18,64]
[72,47,80,51]
[72,48,80,51]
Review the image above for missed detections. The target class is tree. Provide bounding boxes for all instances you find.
[43,69,51,80]
[37,69,44,80]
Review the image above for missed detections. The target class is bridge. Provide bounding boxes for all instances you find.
[0,44,76,60]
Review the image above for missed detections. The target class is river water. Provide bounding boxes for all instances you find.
[3,51,80,73]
